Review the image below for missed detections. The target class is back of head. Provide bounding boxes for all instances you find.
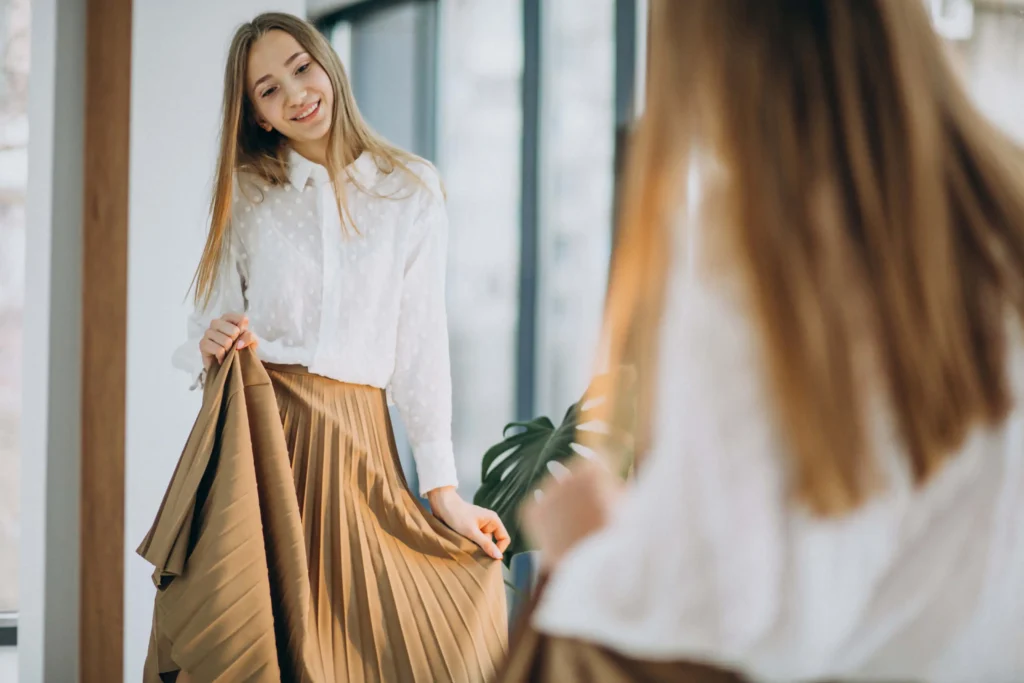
[604,0,1024,515]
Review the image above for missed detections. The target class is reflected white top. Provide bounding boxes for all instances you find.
[533,177,1024,682]
[172,150,458,494]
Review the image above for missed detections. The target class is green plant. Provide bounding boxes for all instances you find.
[473,371,635,567]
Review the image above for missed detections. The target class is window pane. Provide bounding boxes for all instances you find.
[346,2,437,158]
[438,0,524,496]
[535,0,616,418]
[0,0,29,616]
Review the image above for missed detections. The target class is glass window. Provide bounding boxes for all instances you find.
[329,2,438,159]
[534,0,616,418]
[436,0,524,497]
[0,0,29,621]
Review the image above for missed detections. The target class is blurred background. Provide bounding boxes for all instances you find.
[1,0,1023,680]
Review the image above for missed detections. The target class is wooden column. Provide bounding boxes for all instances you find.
[81,0,132,679]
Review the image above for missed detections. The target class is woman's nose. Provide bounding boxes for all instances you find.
[285,84,308,108]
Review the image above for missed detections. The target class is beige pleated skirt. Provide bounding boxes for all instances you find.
[264,364,508,683]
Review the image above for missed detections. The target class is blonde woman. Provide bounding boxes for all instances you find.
[171,12,507,682]
[502,2,1024,682]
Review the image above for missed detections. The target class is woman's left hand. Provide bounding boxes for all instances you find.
[428,487,510,561]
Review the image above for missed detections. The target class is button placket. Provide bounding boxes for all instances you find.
[311,180,343,374]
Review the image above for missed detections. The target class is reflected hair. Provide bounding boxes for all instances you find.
[601,0,1024,515]
[192,12,423,308]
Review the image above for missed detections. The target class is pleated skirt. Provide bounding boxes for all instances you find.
[264,364,508,683]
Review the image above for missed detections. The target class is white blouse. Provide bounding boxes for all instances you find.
[533,195,1024,681]
[172,150,458,495]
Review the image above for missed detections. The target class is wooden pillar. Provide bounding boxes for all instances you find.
[81,0,131,679]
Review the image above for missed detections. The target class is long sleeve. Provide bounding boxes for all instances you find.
[390,176,459,495]
[171,224,248,390]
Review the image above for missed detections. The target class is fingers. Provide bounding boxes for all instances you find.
[199,313,255,369]
[470,529,503,561]
[201,328,234,368]
[204,329,234,349]
[200,338,229,366]
[235,329,259,350]
[220,312,248,328]
[482,512,511,553]
[210,317,243,339]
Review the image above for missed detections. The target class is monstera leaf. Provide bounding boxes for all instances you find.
[473,370,635,567]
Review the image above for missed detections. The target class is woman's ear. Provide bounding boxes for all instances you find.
[251,111,273,132]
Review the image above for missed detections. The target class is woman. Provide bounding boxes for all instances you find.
[170,12,508,682]
[506,2,1024,682]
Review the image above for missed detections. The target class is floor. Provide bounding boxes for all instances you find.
[0,646,15,682]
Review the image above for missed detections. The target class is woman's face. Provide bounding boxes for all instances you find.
[247,29,334,145]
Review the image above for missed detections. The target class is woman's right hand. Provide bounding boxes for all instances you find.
[200,312,258,369]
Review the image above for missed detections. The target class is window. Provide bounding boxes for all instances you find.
[533,0,617,419]
[0,0,29,647]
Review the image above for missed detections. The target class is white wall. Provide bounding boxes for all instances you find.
[124,1,303,679]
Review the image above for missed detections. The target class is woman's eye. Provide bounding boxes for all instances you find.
[261,86,277,98]
[297,63,310,74]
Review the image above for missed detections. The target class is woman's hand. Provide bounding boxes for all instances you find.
[200,312,258,369]
[521,458,622,572]
[427,486,510,561]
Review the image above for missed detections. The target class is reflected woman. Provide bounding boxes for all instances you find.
[169,12,508,682]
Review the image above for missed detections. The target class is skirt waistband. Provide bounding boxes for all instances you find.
[261,362,314,376]
[260,363,385,397]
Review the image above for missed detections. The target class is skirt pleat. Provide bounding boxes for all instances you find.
[265,364,507,683]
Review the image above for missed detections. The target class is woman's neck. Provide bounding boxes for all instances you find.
[290,138,362,169]
[291,137,329,167]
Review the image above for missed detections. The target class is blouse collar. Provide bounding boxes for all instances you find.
[286,148,378,190]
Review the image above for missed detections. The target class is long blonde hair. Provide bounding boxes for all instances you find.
[604,0,1024,515]
[193,12,422,307]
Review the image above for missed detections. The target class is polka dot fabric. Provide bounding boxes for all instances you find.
[172,149,459,493]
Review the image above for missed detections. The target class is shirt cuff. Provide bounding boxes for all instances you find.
[171,343,207,391]
[413,439,459,495]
